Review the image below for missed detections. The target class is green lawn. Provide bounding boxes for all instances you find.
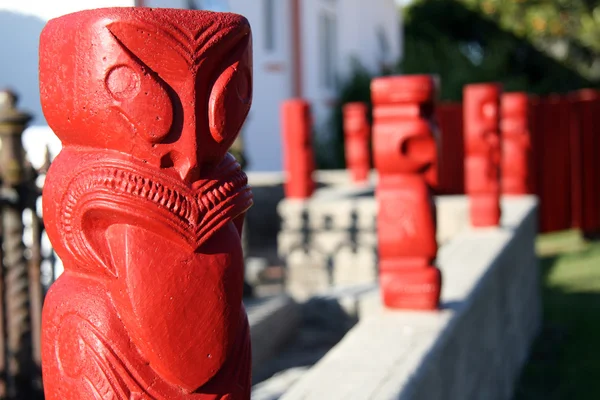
[513,230,600,399]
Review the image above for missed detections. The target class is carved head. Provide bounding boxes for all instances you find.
[501,92,529,136]
[464,83,502,154]
[371,75,438,184]
[40,7,252,180]
[343,102,369,136]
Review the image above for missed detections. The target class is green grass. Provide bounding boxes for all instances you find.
[513,230,600,399]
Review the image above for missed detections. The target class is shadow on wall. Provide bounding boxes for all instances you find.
[0,11,46,125]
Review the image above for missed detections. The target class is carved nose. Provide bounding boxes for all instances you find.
[169,121,202,184]
[161,150,201,184]
[176,156,201,183]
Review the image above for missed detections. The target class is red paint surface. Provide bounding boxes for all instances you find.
[436,90,600,235]
[569,90,600,236]
[529,95,572,233]
[281,99,315,199]
[343,102,371,183]
[501,92,530,195]
[371,75,441,310]
[463,83,502,227]
[435,102,465,195]
[39,8,253,399]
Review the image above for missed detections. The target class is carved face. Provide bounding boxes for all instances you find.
[371,75,438,178]
[40,8,252,183]
[501,92,529,140]
[464,84,501,157]
[40,8,253,391]
[464,84,502,193]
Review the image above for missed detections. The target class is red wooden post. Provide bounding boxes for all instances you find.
[39,8,253,399]
[371,75,441,310]
[463,83,502,227]
[281,99,315,198]
[501,92,530,195]
[571,89,600,236]
[343,102,371,183]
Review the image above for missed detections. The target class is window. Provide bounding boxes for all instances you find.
[264,0,276,52]
[319,13,337,89]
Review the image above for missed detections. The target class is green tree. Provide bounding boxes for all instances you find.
[400,0,596,100]
[461,0,600,80]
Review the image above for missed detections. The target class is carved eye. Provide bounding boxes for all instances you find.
[105,63,174,144]
[106,65,140,100]
[208,62,252,144]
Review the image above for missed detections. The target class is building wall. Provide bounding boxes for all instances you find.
[228,0,293,172]
[337,0,402,79]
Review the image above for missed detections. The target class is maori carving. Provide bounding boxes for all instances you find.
[39,8,253,399]
[343,102,371,183]
[464,83,502,227]
[501,92,530,195]
[281,99,315,198]
[371,75,441,310]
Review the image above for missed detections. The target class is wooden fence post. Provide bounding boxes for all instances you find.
[281,99,315,199]
[501,92,530,195]
[464,83,502,227]
[371,75,441,310]
[343,102,371,183]
[39,8,253,399]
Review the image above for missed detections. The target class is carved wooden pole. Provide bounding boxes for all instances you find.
[501,92,530,195]
[39,8,253,399]
[0,90,37,399]
[371,75,441,310]
[281,99,315,199]
[343,102,370,183]
[464,83,502,227]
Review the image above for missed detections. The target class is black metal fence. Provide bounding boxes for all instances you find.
[0,90,58,400]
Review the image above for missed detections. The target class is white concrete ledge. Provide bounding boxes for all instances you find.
[280,196,540,400]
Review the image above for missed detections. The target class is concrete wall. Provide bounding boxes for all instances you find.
[279,196,541,400]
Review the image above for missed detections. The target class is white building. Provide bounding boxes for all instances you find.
[0,0,401,171]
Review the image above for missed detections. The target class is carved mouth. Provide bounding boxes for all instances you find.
[61,154,253,258]
[68,157,249,223]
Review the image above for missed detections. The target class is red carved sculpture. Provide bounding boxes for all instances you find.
[464,83,502,227]
[501,92,530,195]
[371,75,441,310]
[281,99,315,198]
[39,8,253,399]
[343,102,371,183]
